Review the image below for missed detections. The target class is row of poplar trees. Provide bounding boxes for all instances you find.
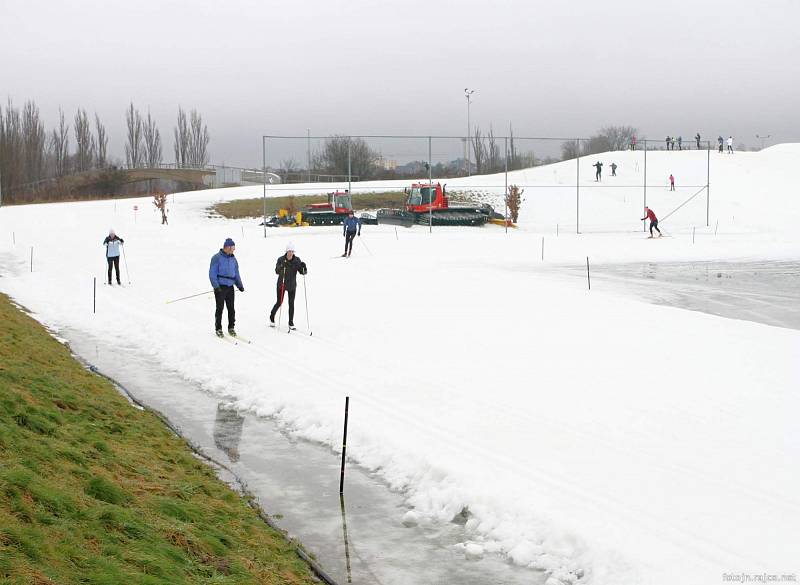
[0,100,210,199]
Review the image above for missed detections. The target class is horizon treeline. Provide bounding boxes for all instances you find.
[0,100,210,198]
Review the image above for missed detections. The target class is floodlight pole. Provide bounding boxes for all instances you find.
[504,136,508,234]
[428,136,432,233]
[576,139,580,234]
[643,140,647,232]
[262,136,267,238]
[465,89,474,176]
[706,140,711,226]
[347,140,352,197]
[307,129,311,183]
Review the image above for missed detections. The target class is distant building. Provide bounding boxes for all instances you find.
[377,157,398,171]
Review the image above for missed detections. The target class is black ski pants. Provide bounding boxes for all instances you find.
[344,231,357,255]
[649,220,661,236]
[214,285,235,330]
[270,286,296,325]
[107,256,120,284]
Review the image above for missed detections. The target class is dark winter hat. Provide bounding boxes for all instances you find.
[224,238,235,248]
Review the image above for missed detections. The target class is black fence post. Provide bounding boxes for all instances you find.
[586,256,591,290]
[339,396,350,494]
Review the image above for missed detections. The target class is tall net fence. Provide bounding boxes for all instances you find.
[261,136,712,234]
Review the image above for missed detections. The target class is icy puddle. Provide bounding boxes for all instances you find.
[580,260,800,330]
[66,330,543,585]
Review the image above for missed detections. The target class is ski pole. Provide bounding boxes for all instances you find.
[122,244,131,284]
[359,235,373,256]
[302,274,312,336]
[166,290,214,304]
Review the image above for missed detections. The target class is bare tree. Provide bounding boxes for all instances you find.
[561,139,581,160]
[124,103,143,168]
[597,125,638,151]
[0,100,24,197]
[95,114,108,168]
[188,109,209,167]
[22,100,46,184]
[74,108,95,172]
[173,107,190,168]
[315,135,378,179]
[142,110,162,168]
[486,125,500,173]
[471,126,487,175]
[508,124,517,170]
[51,107,70,177]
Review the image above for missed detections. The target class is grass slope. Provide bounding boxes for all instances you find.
[0,294,316,585]
[213,192,406,219]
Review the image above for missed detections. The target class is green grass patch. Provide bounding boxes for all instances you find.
[0,293,316,584]
[213,191,407,219]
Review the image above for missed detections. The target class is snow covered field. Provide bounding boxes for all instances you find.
[1,146,798,585]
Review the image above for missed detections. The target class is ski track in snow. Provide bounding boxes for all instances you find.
[1,146,799,585]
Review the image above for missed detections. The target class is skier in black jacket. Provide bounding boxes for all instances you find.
[269,242,307,330]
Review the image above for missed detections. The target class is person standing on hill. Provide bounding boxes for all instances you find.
[665,136,671,150]
[630,136,637,150]
[641,207,662,238]
[593,161,603,181]
[269,243,307,330]
[718,136,724,153]
[677,136,683,150]
[610,162,618,176]
[209,238,244,338]
[342,210,361,257]
[695,133,701,149]
[669,174,675,191]
[103,229,124,285]
[727,136,734,154]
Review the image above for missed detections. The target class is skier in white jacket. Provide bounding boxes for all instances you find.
[103,229,124,285]
[727,136,734,154]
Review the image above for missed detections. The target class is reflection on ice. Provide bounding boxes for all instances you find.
[65,330,545,585]
[214,403,245,463]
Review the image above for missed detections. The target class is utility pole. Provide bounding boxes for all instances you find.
[464,88,474,176]
[307,129,311,182]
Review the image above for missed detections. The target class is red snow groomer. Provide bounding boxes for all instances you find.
[301,190,354,225]
[376,182,498,227]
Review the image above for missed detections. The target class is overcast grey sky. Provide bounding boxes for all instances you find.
[2,0,798,166]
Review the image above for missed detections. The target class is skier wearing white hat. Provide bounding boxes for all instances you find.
[268,242,307,330]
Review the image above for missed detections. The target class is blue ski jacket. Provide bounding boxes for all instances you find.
[343,216,361,235]
[209,249,243,289]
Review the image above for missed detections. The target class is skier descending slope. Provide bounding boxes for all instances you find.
[342,210,361,257]
[269,243,307,331]
[103,229,124,285]
[209,238,244,338]
[641,206,662,238]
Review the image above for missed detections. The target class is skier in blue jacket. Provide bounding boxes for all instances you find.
[342,211,361,257]
[209,238,244,337]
